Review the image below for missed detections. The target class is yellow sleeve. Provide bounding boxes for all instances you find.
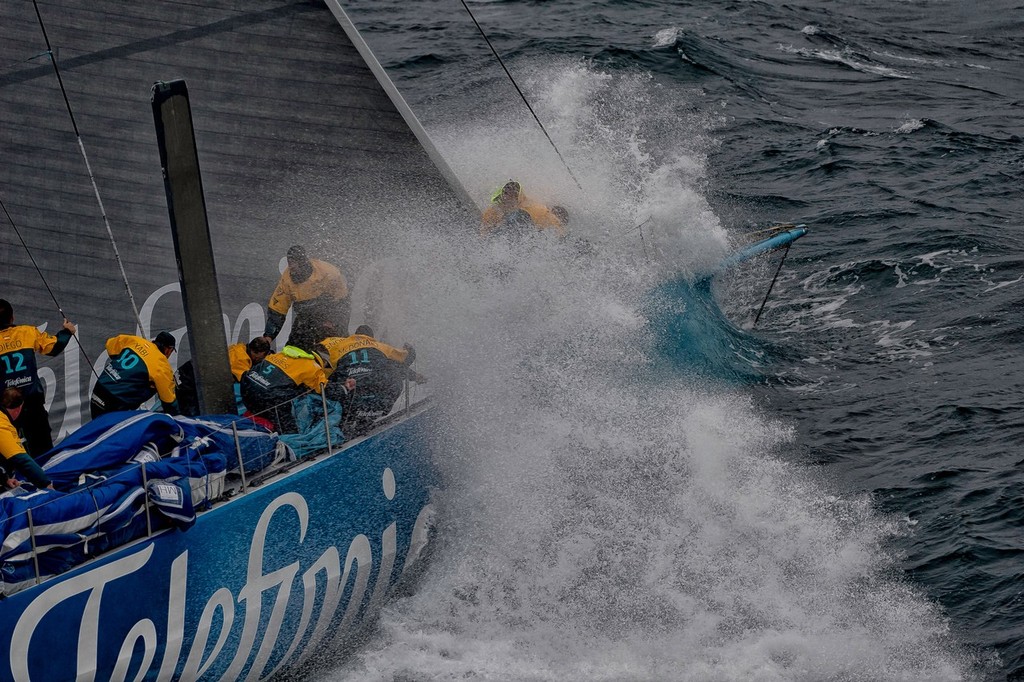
[374,340,409,364]
[298,362,327,393]
[149,356,177,403]
[480,206,502,234]
[267,273,294,316]
[524,203,566,236]
[33,328,60,355]
[228,344,250,382]
[0,415,26,460]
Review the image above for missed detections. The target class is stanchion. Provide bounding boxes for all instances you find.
[232,421,248,493]
[321,391,333,455]
[26,508,41,585]
[141,462,153,537]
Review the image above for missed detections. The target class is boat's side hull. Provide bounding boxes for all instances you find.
[0,410,436,682]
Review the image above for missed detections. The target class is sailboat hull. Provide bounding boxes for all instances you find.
[0,408,436,681]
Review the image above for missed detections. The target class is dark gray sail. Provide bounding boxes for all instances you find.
[0,0,468,437]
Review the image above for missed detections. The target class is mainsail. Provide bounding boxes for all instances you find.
[0,0,469,438]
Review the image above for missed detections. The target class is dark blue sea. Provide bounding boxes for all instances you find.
[326,1,1024,679]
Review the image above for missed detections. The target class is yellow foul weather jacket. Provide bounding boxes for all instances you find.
[96,335,177,410]
[228,343,252,382]
[0,323,74,396]
[0,410,51,487]
[481,192,566,237]
[265,259,348,340]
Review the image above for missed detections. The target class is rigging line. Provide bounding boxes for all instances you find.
[0,195,64,318]
[30,0,145,334]
[751,243,792,328]
[458,0,583,192]
[613,216,652,261]
[741,223,795,243]
[617,215,652,238]
[613,216,655,261]
[0,192,100,376]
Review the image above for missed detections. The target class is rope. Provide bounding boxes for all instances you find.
[31,0,145,334]
[617,215,652,238]
[1,194,66,320]
[0,191,99,376]
[459,0,583,192]
[615,216,652,260]
[743,223,796,243]
[752,243,791,328]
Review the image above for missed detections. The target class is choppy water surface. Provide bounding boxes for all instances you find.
[321,1,1024,679]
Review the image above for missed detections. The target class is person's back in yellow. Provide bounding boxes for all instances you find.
[238,344,334,433]
[90,332,178,418]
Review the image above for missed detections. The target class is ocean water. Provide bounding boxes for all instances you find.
[322,1,1024,679]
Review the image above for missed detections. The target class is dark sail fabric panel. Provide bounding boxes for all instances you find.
[0,0,467,439]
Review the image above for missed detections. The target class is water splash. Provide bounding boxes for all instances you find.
[319,61,979,682]
[428,59,728,274]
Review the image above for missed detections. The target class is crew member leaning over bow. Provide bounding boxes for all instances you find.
[262,245,349,351]
[0,299,77,457]
[90,332,179,418]
[480,180,567,238]
[239,344,352,434]
[0,388,52,489]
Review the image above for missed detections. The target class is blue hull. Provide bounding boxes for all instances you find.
[648,226,808,381]
[714,226,808,272]
[0,408,436,681]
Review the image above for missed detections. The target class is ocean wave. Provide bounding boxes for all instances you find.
[777,44,913,79]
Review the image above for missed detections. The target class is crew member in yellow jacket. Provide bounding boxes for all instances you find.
[176,337,272,416]
[91,332,179,418]
[0,298,78,457]
[480,180,567,237]
[263,245,349,350]
[0,388,52,489]
[320,325,426,437]
[239,344,352,434]
[228,338,272,383]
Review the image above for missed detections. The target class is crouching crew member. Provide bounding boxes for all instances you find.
[0,299,77,457]
[229,337,272,382]
[177,337,271,416]
[0,388,53,489]
[239,344,336,434]
[320,325,426,438]
[91,331,179,418]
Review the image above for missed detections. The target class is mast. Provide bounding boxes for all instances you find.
[152,79,235,415]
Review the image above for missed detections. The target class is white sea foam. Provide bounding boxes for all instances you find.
[982,274,1024,293]
[653,27,681,47]
[319,61,978,682]
[778,44,913,79]
[895,119,926,134]
[874,50,948,67]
